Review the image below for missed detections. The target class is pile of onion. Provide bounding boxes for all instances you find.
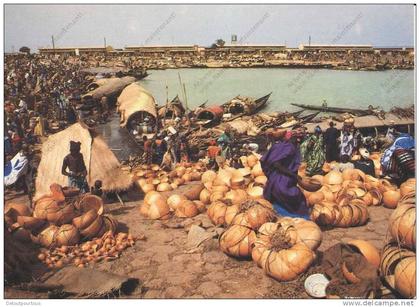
[252,221,316,281]
[37,231,137,269]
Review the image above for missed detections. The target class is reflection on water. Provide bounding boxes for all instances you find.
[95,113,141,161]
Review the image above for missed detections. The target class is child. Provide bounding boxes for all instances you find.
[91,180,103,198]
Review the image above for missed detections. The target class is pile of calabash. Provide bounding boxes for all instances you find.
[4,185,117,251]
[205,186,323,282]
[303,169,403,228]
[139,183,207,220]
[219,212,323,282]
[135,162,205,194]
[37,231,136,269]
[379,182,416,298]
[200,159,267,205]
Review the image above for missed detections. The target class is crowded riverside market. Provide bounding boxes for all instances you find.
[3,48,415,299]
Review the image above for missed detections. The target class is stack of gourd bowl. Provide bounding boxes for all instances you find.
[5,184,135,269]
[134,162,205,193]
[379,178,415,298]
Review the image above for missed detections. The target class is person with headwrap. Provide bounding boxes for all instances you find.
[300,125,325,176]
[339,125,356,158]
[260,129,310,219]
[380,133,415,183]
[353,148,375,177]
[61,141,88,193]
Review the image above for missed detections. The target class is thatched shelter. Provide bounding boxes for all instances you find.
[117,83,157,128]
[34,122,132,200]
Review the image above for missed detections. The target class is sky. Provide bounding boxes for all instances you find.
[4,4,415,52]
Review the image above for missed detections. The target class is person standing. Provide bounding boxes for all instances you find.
[142,136,153,166]
[217,128,233,160]
[207,139,221,170]
[61,141,89,193]
[154,137,167,165]
[340,125,356,159]
[385,120,397,143]
[324,121,340,162]
[300,126,325,176]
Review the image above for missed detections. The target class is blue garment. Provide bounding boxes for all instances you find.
[381,134,415,171]
[4,136,12,155]
[272,201,310,220]
[261,140,309,217]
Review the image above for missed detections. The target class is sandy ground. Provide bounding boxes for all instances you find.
[4,183,393,299]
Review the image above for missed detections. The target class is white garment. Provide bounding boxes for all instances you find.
[4,151,28,186]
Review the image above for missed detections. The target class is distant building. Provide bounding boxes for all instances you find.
[231,34,237,45]
[124,45,199,57]
[374,47,414,55]
[38,46,113,55]
[205,44,287,57]
[298,44,373,51]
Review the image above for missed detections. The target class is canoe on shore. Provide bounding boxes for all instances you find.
[291,103,375,116]
[222,92,271,118]
[83,76,136,102]
[195,93,271,127]
[158,95,186,119]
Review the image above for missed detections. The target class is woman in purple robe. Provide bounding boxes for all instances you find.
[260,130,309,219]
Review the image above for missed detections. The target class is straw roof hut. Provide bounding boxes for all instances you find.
[34,122,132,200]
[117,83,157,128]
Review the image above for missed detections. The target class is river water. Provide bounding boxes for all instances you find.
[138,68,414,112]
[97,68,414,160]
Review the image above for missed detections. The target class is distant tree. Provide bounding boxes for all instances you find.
[215,39,225,47]
[19,46,30,54]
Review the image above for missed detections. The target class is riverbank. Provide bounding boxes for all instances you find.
[147,59,414,71]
